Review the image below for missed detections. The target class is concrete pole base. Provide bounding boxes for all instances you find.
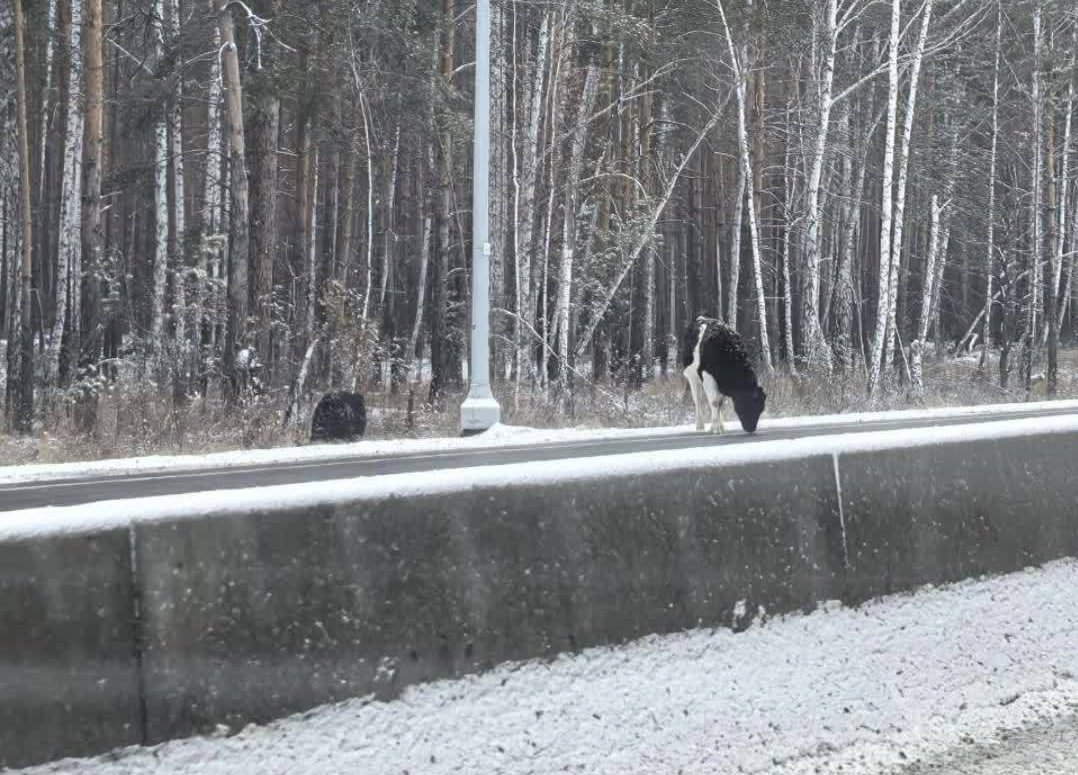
[460,393,501,436]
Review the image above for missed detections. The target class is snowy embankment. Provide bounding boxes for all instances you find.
[3,398,1078,488]
[16,559,1078,775]
[6,411,1078,541]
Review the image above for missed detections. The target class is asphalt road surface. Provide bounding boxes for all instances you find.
[892,712,1078,774]
[2,405,1077,513]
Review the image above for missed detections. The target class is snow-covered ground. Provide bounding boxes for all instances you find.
[15,559,1078,775]
[3,398,1078,487]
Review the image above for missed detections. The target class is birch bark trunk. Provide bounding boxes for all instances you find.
[1022,3,1043,393]
[151,0,170,367]
[52,0,84,387]
[799,0,838,372]
[883,0,934,376]
[513,11,551,386]
[10,0,34,432]
[979,5,1001,375]
[867,0,902,393]
[717,0,772,369]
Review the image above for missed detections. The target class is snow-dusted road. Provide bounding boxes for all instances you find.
[14,560,1078,775]
[894,713,1078,774]
[4,400,1078,513]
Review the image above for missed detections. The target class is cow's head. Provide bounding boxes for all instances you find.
[733,386,767,433]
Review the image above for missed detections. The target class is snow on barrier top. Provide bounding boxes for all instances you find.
[5,411,1078,543]
[2,398,1078,488]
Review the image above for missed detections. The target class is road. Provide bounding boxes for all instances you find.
[2,404,1077,513]
[893,712,1078,774]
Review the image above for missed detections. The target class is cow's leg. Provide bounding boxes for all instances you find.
[682,365,707,431]
[701,371,725,433]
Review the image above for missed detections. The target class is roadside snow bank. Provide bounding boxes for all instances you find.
[4,399,1078,487]
[16,559,1078,775]
[6,412,1078,541]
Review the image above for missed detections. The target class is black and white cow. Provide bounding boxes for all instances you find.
[681,316,767,433]
[310,391,368,442]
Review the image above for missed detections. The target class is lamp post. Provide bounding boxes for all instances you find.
[460,0,501,435]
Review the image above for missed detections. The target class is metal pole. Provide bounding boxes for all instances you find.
[460,0,501,434]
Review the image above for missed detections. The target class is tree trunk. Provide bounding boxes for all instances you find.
[76,0,105,431]
[195,23,224,392]
[867,0,902,393]
[249,73,280,387]
[513,10,551,386]
[1047,28,1074,394]
[911,196,943,394]
[1022,4,1043,394]
[980,5,1001,376]
[554,46,600,400]
[883,0,934,377]
[217,0,251,399]
[9,0,34,432]
[52,0,84,388]
[429,0,456,402]
[798,0,838,372]
[168,0,188,393]
[150,0,170,369]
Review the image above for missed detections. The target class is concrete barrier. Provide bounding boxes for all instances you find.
[4,417,1078,767]
[839,431,1078,603]
[0,528,141,770]
[134,455,844,742]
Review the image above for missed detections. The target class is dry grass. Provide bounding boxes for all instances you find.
[2,348,1077,467]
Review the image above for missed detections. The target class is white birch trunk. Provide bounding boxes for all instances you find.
[781,99,797,370]
[554,46,599,395]
[911,195,943,393]
[360,93,375,322]
[407,219,432,378]
[1052,28,1075,337]
[727,171,744,328]
[50,0,83,382]
[867,0,902,393]
[169,0,187,363]
[884,0,934,374]
[198,24,223,379]
[305,150,319,349]
[513,11,550,384]
[151,0,170,365]
[717,0,771,369]
[539,13,569,389]
[379,123,400,311]
[1023,4,1044,390]
[37,0,58,222]
[799,0,838,371]
[979,5,1001,372]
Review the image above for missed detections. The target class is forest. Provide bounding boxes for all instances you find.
[1,0,1077,459]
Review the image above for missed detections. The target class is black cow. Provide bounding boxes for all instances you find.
[310,392,367,442]
[681,316,766,433]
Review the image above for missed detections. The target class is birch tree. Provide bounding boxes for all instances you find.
[8,0,33,432]
[51,0,84,387]
[979,3,1001,377]
[1022,3,1044,393]
[798,0,839,372]
[867,0,902,393]
[883,0,934,376]
[717,0,771,370]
